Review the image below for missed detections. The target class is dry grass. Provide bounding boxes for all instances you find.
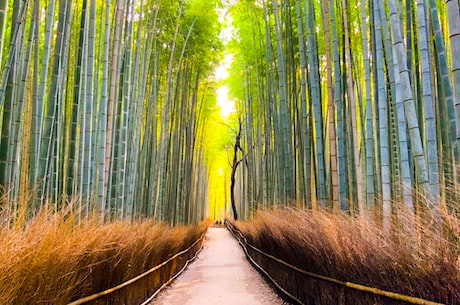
[234,207,460,305]
[0,206,210,305]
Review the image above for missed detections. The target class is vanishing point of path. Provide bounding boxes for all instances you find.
[150,227,290,305]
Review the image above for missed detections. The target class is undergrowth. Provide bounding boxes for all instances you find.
[0,206,210,305]
[234,207,460,305]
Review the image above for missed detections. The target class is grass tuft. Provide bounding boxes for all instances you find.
[234,207,460,304]
[0,206,210,305]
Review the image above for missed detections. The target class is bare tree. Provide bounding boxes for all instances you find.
[230,118,245,221]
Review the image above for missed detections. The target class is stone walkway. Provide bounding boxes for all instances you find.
[150,227,289,305]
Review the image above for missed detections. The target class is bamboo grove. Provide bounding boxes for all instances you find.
[227,0,460,230]
[0,0,223,225]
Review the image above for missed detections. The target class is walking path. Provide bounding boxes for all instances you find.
[150,227,289,305]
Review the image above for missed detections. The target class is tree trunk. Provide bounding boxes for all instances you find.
[230,120,245,221]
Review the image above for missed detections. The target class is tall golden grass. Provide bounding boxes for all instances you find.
[0,206,210,305]
[234,207,460,304]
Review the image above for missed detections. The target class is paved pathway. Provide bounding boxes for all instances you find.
[150,227,289,305]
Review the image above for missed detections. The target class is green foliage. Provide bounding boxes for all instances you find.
[0,0,224,225]
[225,0,460,226]
[2,0,460,227]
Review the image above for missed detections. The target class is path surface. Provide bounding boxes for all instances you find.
[150,227,289,305]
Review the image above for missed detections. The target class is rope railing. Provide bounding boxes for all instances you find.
[139,240,204,305]
[67,232,206,305]
[225,220,444,305]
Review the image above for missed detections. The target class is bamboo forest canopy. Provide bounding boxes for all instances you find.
[225,0,460,227]
[1,0,460,228]
[0,0,223,225]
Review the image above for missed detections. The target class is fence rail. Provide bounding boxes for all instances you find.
[225,220,444,305]
[67,232,206,305]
